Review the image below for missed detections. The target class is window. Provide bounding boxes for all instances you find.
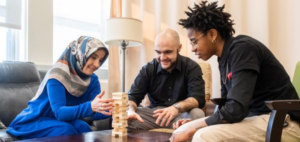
[0,0,26,62]
[53,0,111,70]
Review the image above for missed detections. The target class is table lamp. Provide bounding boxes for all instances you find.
[105,17,143,92]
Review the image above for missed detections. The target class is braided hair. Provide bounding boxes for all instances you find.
[178,1,235,39]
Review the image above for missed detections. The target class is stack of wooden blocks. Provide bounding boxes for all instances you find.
[112,92,128,137]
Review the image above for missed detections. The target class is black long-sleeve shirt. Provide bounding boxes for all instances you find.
[206,35,300,125]
[128,55,205,109]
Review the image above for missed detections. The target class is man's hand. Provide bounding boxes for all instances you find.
[170,118,208,142]
[173,119,192,130]
[169,123,195,142]
[153,106,179,127]
[126,110,144,122]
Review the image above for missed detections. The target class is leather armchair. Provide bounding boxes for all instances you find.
[0,61,40,142]
[0,61,110,142]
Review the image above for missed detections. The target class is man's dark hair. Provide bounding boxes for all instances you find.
[178,1,235,39]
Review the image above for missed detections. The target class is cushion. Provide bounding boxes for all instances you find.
[0,83,38,126]
[292,61,300,98]
[0,61,40,84]
[0,129,20,142]
[0,121,5,129]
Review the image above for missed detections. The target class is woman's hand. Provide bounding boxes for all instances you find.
[91,90,114,115]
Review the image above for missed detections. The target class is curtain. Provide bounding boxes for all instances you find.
[107,0,122,98]
[109,0,300,98]
[6,28,20,61]
[0,0,24,61]
[0,0,22,29]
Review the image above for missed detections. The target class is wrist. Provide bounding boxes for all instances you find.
[173,103,181,113]
[90,101,95,113]
[127,109,136,114]
[189,128,197,137]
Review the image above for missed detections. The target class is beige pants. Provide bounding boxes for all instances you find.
[192,114,300,142]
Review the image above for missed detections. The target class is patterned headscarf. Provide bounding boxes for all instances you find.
[31,36,108,100]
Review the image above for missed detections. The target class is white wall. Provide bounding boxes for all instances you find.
[27,0,110,93]
[27,0,53,65]
[268,0,300,81]
[207,0,300,98]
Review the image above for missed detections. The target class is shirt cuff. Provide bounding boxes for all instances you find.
[86,101,94,116]
[128,95,139,106]
[189,95,205,108]
[205,112,223,126]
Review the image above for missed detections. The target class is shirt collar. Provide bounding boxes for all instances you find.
[156,54,182,74]
[218,37,234,65]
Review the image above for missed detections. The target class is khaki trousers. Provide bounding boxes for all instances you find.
[192,114,300,142]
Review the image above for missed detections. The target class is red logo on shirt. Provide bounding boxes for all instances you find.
[227,72,232,81]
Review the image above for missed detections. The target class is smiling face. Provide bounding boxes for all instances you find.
[187,28,217,61]
[82,49,106,76]
[155,29,182,72]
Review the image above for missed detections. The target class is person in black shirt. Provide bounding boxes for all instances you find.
[127,29,206,130]
[170,1,300,142]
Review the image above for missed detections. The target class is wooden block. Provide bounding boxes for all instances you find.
[112,92,127,96]
[113,127,124,130]
[112,119,127,123]
[112,110,127,116]
[112,92,128,100]
[112,95,128,100]
[112,119,125,123]
[112,114,127,120]
[113,127,127,131]
[112,122,128,127]
[114,100,128,106]
[112,135,127,140]
[113,106,128,111]
[115,99,128,102]
[112,131,127,137]
[112,128,127,137]
[112,92,128,97]
[112,117,127,121]
[112,116,127,120]
[112,113,128,119]
[112,109,127,113]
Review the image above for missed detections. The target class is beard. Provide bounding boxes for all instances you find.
[158,58,177,71]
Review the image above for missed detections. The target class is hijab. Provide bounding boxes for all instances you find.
[31,36,108,101]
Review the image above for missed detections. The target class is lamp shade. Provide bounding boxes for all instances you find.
[105,18,143,47]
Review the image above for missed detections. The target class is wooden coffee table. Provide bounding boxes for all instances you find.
[17,130,172,142]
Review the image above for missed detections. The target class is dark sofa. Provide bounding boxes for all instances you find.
[0,61,110,142]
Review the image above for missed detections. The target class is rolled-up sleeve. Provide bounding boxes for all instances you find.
[128,66,149,106]
[187,64,205,108]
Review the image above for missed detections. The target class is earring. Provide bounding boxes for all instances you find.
[212,40,216,43]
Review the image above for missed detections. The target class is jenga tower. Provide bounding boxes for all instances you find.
[112,92,128,137]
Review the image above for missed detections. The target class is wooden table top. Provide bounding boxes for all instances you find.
[17,130,172,142]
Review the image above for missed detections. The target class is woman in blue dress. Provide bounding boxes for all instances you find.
[7,36,113,139]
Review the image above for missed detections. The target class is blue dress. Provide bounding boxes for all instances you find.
[7,74,110,139]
